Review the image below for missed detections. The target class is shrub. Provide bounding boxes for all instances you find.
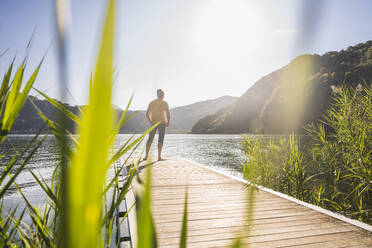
[242,83,372,224]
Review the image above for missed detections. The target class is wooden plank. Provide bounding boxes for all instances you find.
[161,225,357,244]
[156,220,351,239]
[131,158,372,248]
[193,232,370,248]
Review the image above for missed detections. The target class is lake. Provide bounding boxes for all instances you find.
[1,134,245,214]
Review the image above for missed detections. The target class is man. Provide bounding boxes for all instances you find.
[144,89,170,161]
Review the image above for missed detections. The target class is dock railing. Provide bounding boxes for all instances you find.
[115,159,133,248]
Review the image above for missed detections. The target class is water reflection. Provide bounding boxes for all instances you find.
[1,134,245,212]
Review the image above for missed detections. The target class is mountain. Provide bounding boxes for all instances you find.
[192,40,372,134]
[118,95,237,133]
[10,95,237,134]
[170,95,237,131]
[11,96,79,134]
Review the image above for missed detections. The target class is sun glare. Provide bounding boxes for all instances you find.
[191,0,269,62]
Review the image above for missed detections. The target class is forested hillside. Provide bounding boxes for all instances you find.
[192,41,372,134]
[10,95,237,134]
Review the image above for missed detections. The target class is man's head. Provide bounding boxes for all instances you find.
[157,89,164,99]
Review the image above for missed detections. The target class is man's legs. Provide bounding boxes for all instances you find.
[157,145,163,161]
[144,126,157,160]
[145,143,151,160]
[157,124,166,161]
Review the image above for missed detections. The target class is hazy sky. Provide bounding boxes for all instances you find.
[1,0,372,110]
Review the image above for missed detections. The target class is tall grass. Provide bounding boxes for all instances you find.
[0,45,45,246]
[0,0,260,247]
[0,0,192,247]
[242,84,372,224]
[66,0,116,245]
[7,0,160,246]
[242,135,309,201]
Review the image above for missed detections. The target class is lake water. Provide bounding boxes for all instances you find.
[1,134,245,215]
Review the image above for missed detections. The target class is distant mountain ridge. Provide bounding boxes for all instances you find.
[171,95,237,131]
[10,95,237,134]
[192,40,372,134]
[113,95,237,133]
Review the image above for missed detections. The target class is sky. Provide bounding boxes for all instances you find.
[1,0,372,110]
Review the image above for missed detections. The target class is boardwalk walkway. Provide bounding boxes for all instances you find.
[127,158,372,248]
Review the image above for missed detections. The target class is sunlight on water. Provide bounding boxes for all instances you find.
[1,134,245,216]
[126,134,245,176]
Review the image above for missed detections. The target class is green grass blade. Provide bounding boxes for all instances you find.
[29,98,78,148]
[101,160,138,225]
[108,122,159,165]
[231,239,242,248]
[0,133,47,199]
[112,202,134,235]
[9,209,28,244]
[0,60,14,107]
[34,88,81,125]
[102,141,142,196]
[2,59,25,129]
[8,208,25,239]
[28,212,56,247]
[27,168,60,209]
[109,94,134,144]
[66,0,116,247]
[0,123,46,187]
[13,181,56,247]
[6,60,41,118]
[0,153,18,185]
[1,60,41,141]
[136,163,157,248]
[5,60,25,109]
[179,189,188,248]
[1,207,19,246]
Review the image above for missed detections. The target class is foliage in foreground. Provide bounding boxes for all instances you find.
[0,0,149,247]
[0,41,44,247]
[0,0,257,247]
[0,0,191,247]
[242,84,372,224]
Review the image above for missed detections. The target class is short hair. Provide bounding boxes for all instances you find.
[157,89,164,98]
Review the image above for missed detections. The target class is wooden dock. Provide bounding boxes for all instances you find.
[124,158,372,248]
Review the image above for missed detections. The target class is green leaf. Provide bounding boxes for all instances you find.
[27,168,60,209]
[179,189,188,248]
[34,88,81,126]
[231,239,242,248]
[13,181,56,247]
[29,98,78,148]
[101,160,137,225]
[109,93,134,145]
[108,122,159,166]
[136,162,158,248]
[66,0,116,247]
[0,60,14,108]
[5,60,25,110]
[0,132,47,199]
[1,59,42,142]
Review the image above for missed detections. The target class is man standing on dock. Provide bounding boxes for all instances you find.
[144,89,170,161]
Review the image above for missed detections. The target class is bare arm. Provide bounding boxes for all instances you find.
[166,107,170,127]
[146,107,152,123]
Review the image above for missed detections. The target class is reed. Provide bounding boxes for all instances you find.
[0,42,45,246]
[0,0,192,247]
[242,83,372,224]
